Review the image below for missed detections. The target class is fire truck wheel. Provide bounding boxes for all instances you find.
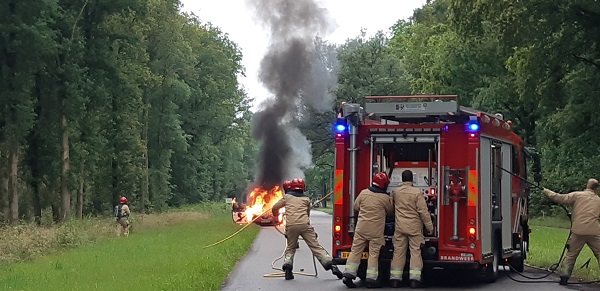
[483,246,500,283]
[508,243,525,272]
[509,255,525,273]
[508,226,526,273]
[377,260,391,283]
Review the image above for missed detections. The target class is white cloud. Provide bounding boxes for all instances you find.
[180,0,427,110]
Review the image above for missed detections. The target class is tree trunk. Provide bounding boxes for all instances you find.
[32,178,42,225]
[9,147,19,223]
[141,106,148,213]
[51,201,60,223]
[91,187,102,215]
[61,115,71,220]
[78,166,84,219]
[322,181,327,208]
[2,176,9,223]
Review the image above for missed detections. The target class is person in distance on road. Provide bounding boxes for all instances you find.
[342,172,394,288]
[272,178,343,280]
[543,178,600,285]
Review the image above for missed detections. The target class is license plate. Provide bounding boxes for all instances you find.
[340,251,369,259]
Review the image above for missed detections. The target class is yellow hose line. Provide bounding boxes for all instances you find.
[264,224,318,278]
[263,271,318,277]
[311,191,333,208]
[203,190,333,249]
[203,206,274,248]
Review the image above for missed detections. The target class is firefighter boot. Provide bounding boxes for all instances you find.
[282,264,294,280]
[342,274,357,288]
[365,278,382,288]
[559,276,569,285]
[331,265,344,279]
[390,279,402,288]
[410,280,424,288]
[324,262,344,279]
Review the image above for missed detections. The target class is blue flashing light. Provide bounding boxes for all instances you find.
[335,123,347,133]
[468,123,480,132]
[467,116,480,132]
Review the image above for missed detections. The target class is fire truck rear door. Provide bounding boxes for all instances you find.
[480,138,493,257]
[501,142,513,256]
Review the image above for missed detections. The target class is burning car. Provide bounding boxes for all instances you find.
[231,185,285,226]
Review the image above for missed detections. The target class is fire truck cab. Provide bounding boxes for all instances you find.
[331,95,541,283]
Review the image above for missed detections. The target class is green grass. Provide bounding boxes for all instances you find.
[0,209,259,291]
[527,225,599,281]
[529,216,572,229]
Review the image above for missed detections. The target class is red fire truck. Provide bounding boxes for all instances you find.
[331,95,541,283]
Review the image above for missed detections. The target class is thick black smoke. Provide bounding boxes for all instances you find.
[247,0,334,189]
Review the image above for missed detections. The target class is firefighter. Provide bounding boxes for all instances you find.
[342,172,394,288]
[272,178,343,280]
[542,178,600,285]
[282,180,292,194]
[281,180,300,249]
[390,170,434,288]
[115,196,131,237]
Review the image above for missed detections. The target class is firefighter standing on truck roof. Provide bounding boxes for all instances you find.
[115,196,131,237]
[542,178,600,286]
[272,178,343,281]
[390,170,434,289]
[342,172,394,289]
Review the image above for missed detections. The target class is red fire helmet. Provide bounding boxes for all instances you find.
[282,180,292,191]
[120,196,128,204]
[290,178,306,191]
[372,172,390,189]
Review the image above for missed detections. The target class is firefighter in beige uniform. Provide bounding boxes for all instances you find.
[390,170,433,288]
[115,196,131,237]
[342,172,394,288]
[543,178,600,285]
[272,178,343,280]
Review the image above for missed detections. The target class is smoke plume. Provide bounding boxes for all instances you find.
[247,0,335,188]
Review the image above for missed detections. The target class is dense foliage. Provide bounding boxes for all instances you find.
[0,0,255,224]
[3,0,598,223]
[304,0,600,216]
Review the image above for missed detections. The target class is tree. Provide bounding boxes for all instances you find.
[0,0,54,223]
[0,0,256,223]
[336,30,411,105]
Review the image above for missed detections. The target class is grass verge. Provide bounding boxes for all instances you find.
[527,225,599,281]
[0,203,259,291]
[529,215,571,229]
[0,204,220,264]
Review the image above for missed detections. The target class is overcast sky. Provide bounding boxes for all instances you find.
[180,0,427,109]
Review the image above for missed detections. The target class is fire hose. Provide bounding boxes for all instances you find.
[263,191,336,278]
[203,191,333,249]
[496,165,600,285]
[203,191,335,279]
[203,206,273,249]
[262,223,319,278]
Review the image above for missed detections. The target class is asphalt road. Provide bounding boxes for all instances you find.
[221,211,598,291]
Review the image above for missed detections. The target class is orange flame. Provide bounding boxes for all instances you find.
[243,185,284,224]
